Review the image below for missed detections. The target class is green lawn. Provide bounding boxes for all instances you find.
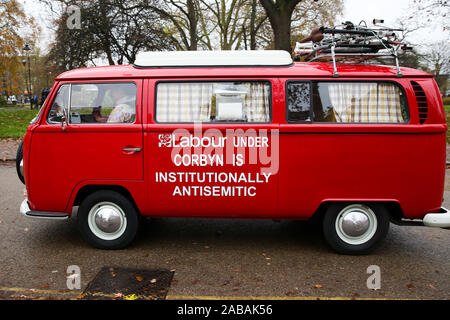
[0,104,30,109]
[0,109,39,139]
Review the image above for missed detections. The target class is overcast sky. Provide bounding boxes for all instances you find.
[342,0,448,45]
[19,0,449,57]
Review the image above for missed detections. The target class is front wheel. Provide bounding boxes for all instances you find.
[16,141,25,184]
[322,203,389,255]
[77,190,139,249]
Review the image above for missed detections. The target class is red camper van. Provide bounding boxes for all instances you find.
[17,48,449,254]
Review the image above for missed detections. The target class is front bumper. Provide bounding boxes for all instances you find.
[423,207,450,228]
[20,199,69,220]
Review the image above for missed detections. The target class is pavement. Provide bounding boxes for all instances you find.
[0,140,19,162]
[0,161,449,301]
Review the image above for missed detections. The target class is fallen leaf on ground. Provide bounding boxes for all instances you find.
[313,284,323,288]
[124,294,138,300]
[150,278,157,284]
[136,276,143,282]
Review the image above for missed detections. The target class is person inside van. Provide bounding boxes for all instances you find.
[93,84,136,123]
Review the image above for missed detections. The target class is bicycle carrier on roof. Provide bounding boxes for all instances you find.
[295,19,413,77]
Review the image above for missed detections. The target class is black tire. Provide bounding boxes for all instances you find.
[16,141,25,184]
[77,190,139,249]
[322,203,389,255]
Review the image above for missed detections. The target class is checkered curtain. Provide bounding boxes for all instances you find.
[378,83,404,123]
[156,83,213,122]
[244,82,271,122]
[327,83,404,123]
[156,82,271,123]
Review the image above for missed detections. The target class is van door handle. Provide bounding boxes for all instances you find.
[122,147,142,153]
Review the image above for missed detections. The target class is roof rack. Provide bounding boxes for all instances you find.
[295,20,413,77]
[133,50,293,68]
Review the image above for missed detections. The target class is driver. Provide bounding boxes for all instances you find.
[93,85,136,123]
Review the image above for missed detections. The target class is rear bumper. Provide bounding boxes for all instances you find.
[423,207,450,228]
[20,199,69,220]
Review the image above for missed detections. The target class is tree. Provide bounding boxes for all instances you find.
[148,0,201,50]
[409,0,449,26]
[44,0,177,69]
[258,0,313,54]
[0,0,38,96]
[424,41,450,76]
[290,0,343,41]
[423,41,450,92]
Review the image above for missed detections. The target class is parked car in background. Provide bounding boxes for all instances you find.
[7,95,17,104]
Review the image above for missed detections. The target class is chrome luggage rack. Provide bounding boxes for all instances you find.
[295,20,412,77]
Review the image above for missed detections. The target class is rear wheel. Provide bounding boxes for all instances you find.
[77,190,139,249]
[322,203,389,255]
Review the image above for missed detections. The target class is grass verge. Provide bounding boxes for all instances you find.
[0,109,38,139]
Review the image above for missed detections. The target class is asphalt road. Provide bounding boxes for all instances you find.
[0,162,449,300]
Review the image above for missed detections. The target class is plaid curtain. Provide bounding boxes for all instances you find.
[327,83,404,123]
[156,82,270,123]
[156,83,213,122]
[244,82,271,122]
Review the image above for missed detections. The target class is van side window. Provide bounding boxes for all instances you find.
[286,82,311,122]
[314,82,408,123]
[286,81,409,123]
[156,81,271,123]
[70,83,137,124]
[47,84,70,124]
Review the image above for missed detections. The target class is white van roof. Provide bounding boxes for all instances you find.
[133,50,293,68]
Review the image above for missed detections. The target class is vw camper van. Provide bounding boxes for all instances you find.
[18,50,449,254]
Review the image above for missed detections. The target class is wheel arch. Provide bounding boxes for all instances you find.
[72,184,141,216]
[311,200,404,223]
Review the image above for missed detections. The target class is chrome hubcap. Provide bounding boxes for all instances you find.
[335,204,377,245]
[95,207,122,233]
[88,202,127,240]
[341,211,370,237]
